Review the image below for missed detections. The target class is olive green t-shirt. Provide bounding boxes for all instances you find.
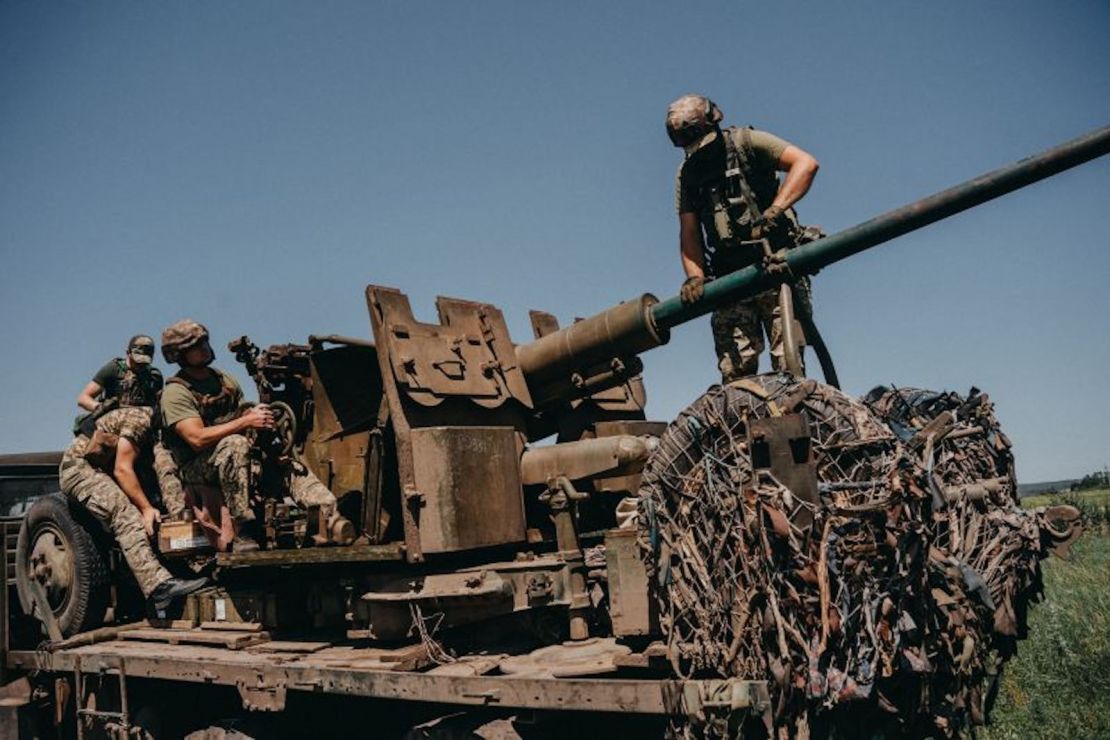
[160,370,245,462]
[675,127,791,214]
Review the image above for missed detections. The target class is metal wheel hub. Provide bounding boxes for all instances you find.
[28,525,74,611]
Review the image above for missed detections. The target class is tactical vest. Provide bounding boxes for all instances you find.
[166,371,241,427]
[116,360,162,408]
[72,360,161,436]
[693,127,785,277]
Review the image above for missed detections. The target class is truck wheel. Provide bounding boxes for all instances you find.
[15,493,111,638]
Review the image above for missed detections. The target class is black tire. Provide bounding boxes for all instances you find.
[15,492,111,638]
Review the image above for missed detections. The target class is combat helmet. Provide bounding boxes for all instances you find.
[161,319,210,363]
[666,94,723,153]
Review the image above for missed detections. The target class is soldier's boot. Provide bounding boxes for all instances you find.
[149,576,211,617]
[230,519,263,553]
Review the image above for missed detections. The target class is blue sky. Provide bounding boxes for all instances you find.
[1,1,1107,482]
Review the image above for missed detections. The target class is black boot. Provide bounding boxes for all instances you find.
[149,576,210,618]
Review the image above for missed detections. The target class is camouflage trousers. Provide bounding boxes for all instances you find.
[152,441,187,519]
[177,434,336,523]
[59,449,171,598]
[710,278,813,382]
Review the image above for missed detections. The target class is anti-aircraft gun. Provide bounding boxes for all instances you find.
[8,126,1107,737]
[202,126,1105,631]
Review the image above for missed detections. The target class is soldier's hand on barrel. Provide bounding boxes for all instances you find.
[680,275,705,304]
[757,205,786,239]
[141,506,161,538]
[243,404,276,430]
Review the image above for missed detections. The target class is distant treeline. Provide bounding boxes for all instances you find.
[1019,470,1109,497]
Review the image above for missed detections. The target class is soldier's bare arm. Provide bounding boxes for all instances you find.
[679,212,706,279]
[113,436,161,536]
[172,405,275,453]
[771,145,820,211]
[77,381,103,411]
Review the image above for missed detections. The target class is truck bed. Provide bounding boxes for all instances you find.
[6,628,768,722]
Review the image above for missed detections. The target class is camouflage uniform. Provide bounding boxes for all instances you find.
[77,343,188,518]
[152,441,186,519]
[672,112,818,382]
[711,278,812,381]
[162,370,336,522]
[59,408,171,598]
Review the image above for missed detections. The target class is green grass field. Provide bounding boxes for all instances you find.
[1021,487,1110,512]
[981,489,1110,739]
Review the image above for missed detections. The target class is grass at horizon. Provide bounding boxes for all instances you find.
[980,528,1109,739]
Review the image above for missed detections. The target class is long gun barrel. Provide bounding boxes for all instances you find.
[517,125,1110,404]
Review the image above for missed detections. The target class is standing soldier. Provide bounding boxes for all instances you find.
[159,319,338,552]
[666,94,821,381]
[74,335,187,519]
[59,406,208,616]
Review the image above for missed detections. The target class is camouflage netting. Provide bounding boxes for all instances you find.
[637,375,1082,737]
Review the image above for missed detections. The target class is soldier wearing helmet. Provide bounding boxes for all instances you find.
[159,319,337,552]
[667,94,822,380]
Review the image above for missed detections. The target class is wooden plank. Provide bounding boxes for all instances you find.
[613,641,670,670]
[427,655,503,677]
[306,643,430,672]
[200,621,264,633]
[216,543,404,569]
[247,641,330,654]
[119,628,269,650]
[145,619,197,630]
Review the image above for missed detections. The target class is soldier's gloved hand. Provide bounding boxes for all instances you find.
[141,506,162,538]
[680,275,705,304]
[243,404,276,430]
[757,205,786,239]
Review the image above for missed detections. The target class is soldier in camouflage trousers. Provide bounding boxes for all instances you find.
[175,434,335,527]
[73,334,188,519]
[59,407,208,612]
[711,277,813,381]
[151,444,187,519]
[666,94,822,381]
[160,319,336,552]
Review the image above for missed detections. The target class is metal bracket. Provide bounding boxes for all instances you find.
[237,680,288,712]
[675,679,772,735]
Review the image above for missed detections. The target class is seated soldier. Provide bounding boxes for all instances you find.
[74,334,187,521]
[59,406,208,616]
[158,319,338,552]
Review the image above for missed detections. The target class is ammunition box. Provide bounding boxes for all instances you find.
[157,520,212,557]
[196,587,299,630]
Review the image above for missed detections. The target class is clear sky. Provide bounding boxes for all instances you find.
[1,1,1107,482]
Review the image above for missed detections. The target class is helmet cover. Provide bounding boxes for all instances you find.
[161,319,209,363]
[666,94,724,153]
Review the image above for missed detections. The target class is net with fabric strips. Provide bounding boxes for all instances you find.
[637,374,1081,737]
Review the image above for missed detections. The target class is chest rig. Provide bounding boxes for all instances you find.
[116,361,161,408]
[167,371,240,426]
[694,127,783,276]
